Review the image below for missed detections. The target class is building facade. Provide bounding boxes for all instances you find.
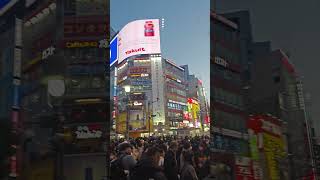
[211,11,249,161]
[0,0,111,179]
[249,48,315,179]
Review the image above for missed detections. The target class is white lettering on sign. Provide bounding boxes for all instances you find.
[214,57,228,67]
[75,126,102,139]
[42,46,55,60]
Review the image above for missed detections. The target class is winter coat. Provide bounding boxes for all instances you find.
[180,163,199,180]
[164,149,179,180]
[130,157,167,180]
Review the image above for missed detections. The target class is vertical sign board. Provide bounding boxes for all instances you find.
[110,35,118,66]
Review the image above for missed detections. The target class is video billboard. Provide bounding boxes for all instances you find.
[118,19,161,64]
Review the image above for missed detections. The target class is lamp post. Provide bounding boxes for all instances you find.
[124,85,131,140]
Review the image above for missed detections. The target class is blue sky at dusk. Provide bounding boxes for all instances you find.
[111,0,210,99]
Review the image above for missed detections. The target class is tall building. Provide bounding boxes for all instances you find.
[163,59,189,135]
[249,49,315,179]
[116,54,158,137]
[0,0,110,179]
[211,12,249,177]
[0,0,24,178]
[181,65,210,134]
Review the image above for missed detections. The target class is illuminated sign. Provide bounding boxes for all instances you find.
[66,41,98,48]
[75,126,103,139]
[187,98,199,105]
[133,101,143,106]
[24,3,56,27]
[118,19,161,64]
[110,36,118,66]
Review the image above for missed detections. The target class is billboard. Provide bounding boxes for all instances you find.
[118,19,161,64]
[110,36,118,66]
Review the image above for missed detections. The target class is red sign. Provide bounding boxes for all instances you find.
[125,48,146,55]
[188,98,198,104]
[247,114,282,137]
[235,156,255,180]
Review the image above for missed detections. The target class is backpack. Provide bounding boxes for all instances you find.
[110,154,127,180]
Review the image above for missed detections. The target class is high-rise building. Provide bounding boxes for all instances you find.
[211,11,249,162]
[249,49,315,179]
[163,59,189,135]
[0,0,110,179]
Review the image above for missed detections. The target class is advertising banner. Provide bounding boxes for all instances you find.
[110,36,118,66]
[63,123,107,154]
[263,133,285,180]
[118,19,161,64]
[235,156,254,180]
[116,112,126,133]
[252,161,262,180]
[129,109,147,131]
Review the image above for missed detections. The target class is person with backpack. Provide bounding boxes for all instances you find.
[110,142,136,180]
[130,146,167,180]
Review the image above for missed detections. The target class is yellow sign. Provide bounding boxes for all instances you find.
[263,133,286,180]
[66,41,98,48]
[116,112,127,134]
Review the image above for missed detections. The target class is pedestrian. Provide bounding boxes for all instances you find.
[164,141,179,180]
[110,142,136,180]
[130,146,167,180]
[178,141,192,173]
[180,151,199,180]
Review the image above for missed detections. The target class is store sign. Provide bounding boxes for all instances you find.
[118,19,161,64]
[130,67,148,73]
[66,41,98,48]
[252,162,262,180]
[214,57,228,67]
[42,46,55,60]
[75,126,103,139]
[187,98,198,105]
[131,79,152,85]
[133,101,143,106]
[24,3,56,26]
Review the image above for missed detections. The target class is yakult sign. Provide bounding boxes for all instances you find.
[118,19,161,64]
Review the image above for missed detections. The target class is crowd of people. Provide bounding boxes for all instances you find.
[110,135,223,180]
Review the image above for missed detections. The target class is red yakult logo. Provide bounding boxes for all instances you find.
[125,48,146,55]
[144,21,155,37]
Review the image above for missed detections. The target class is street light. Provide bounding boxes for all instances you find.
[124,85,131,140]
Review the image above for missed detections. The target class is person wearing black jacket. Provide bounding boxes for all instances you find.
[164,141,179,180]
[130,146,167,180]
